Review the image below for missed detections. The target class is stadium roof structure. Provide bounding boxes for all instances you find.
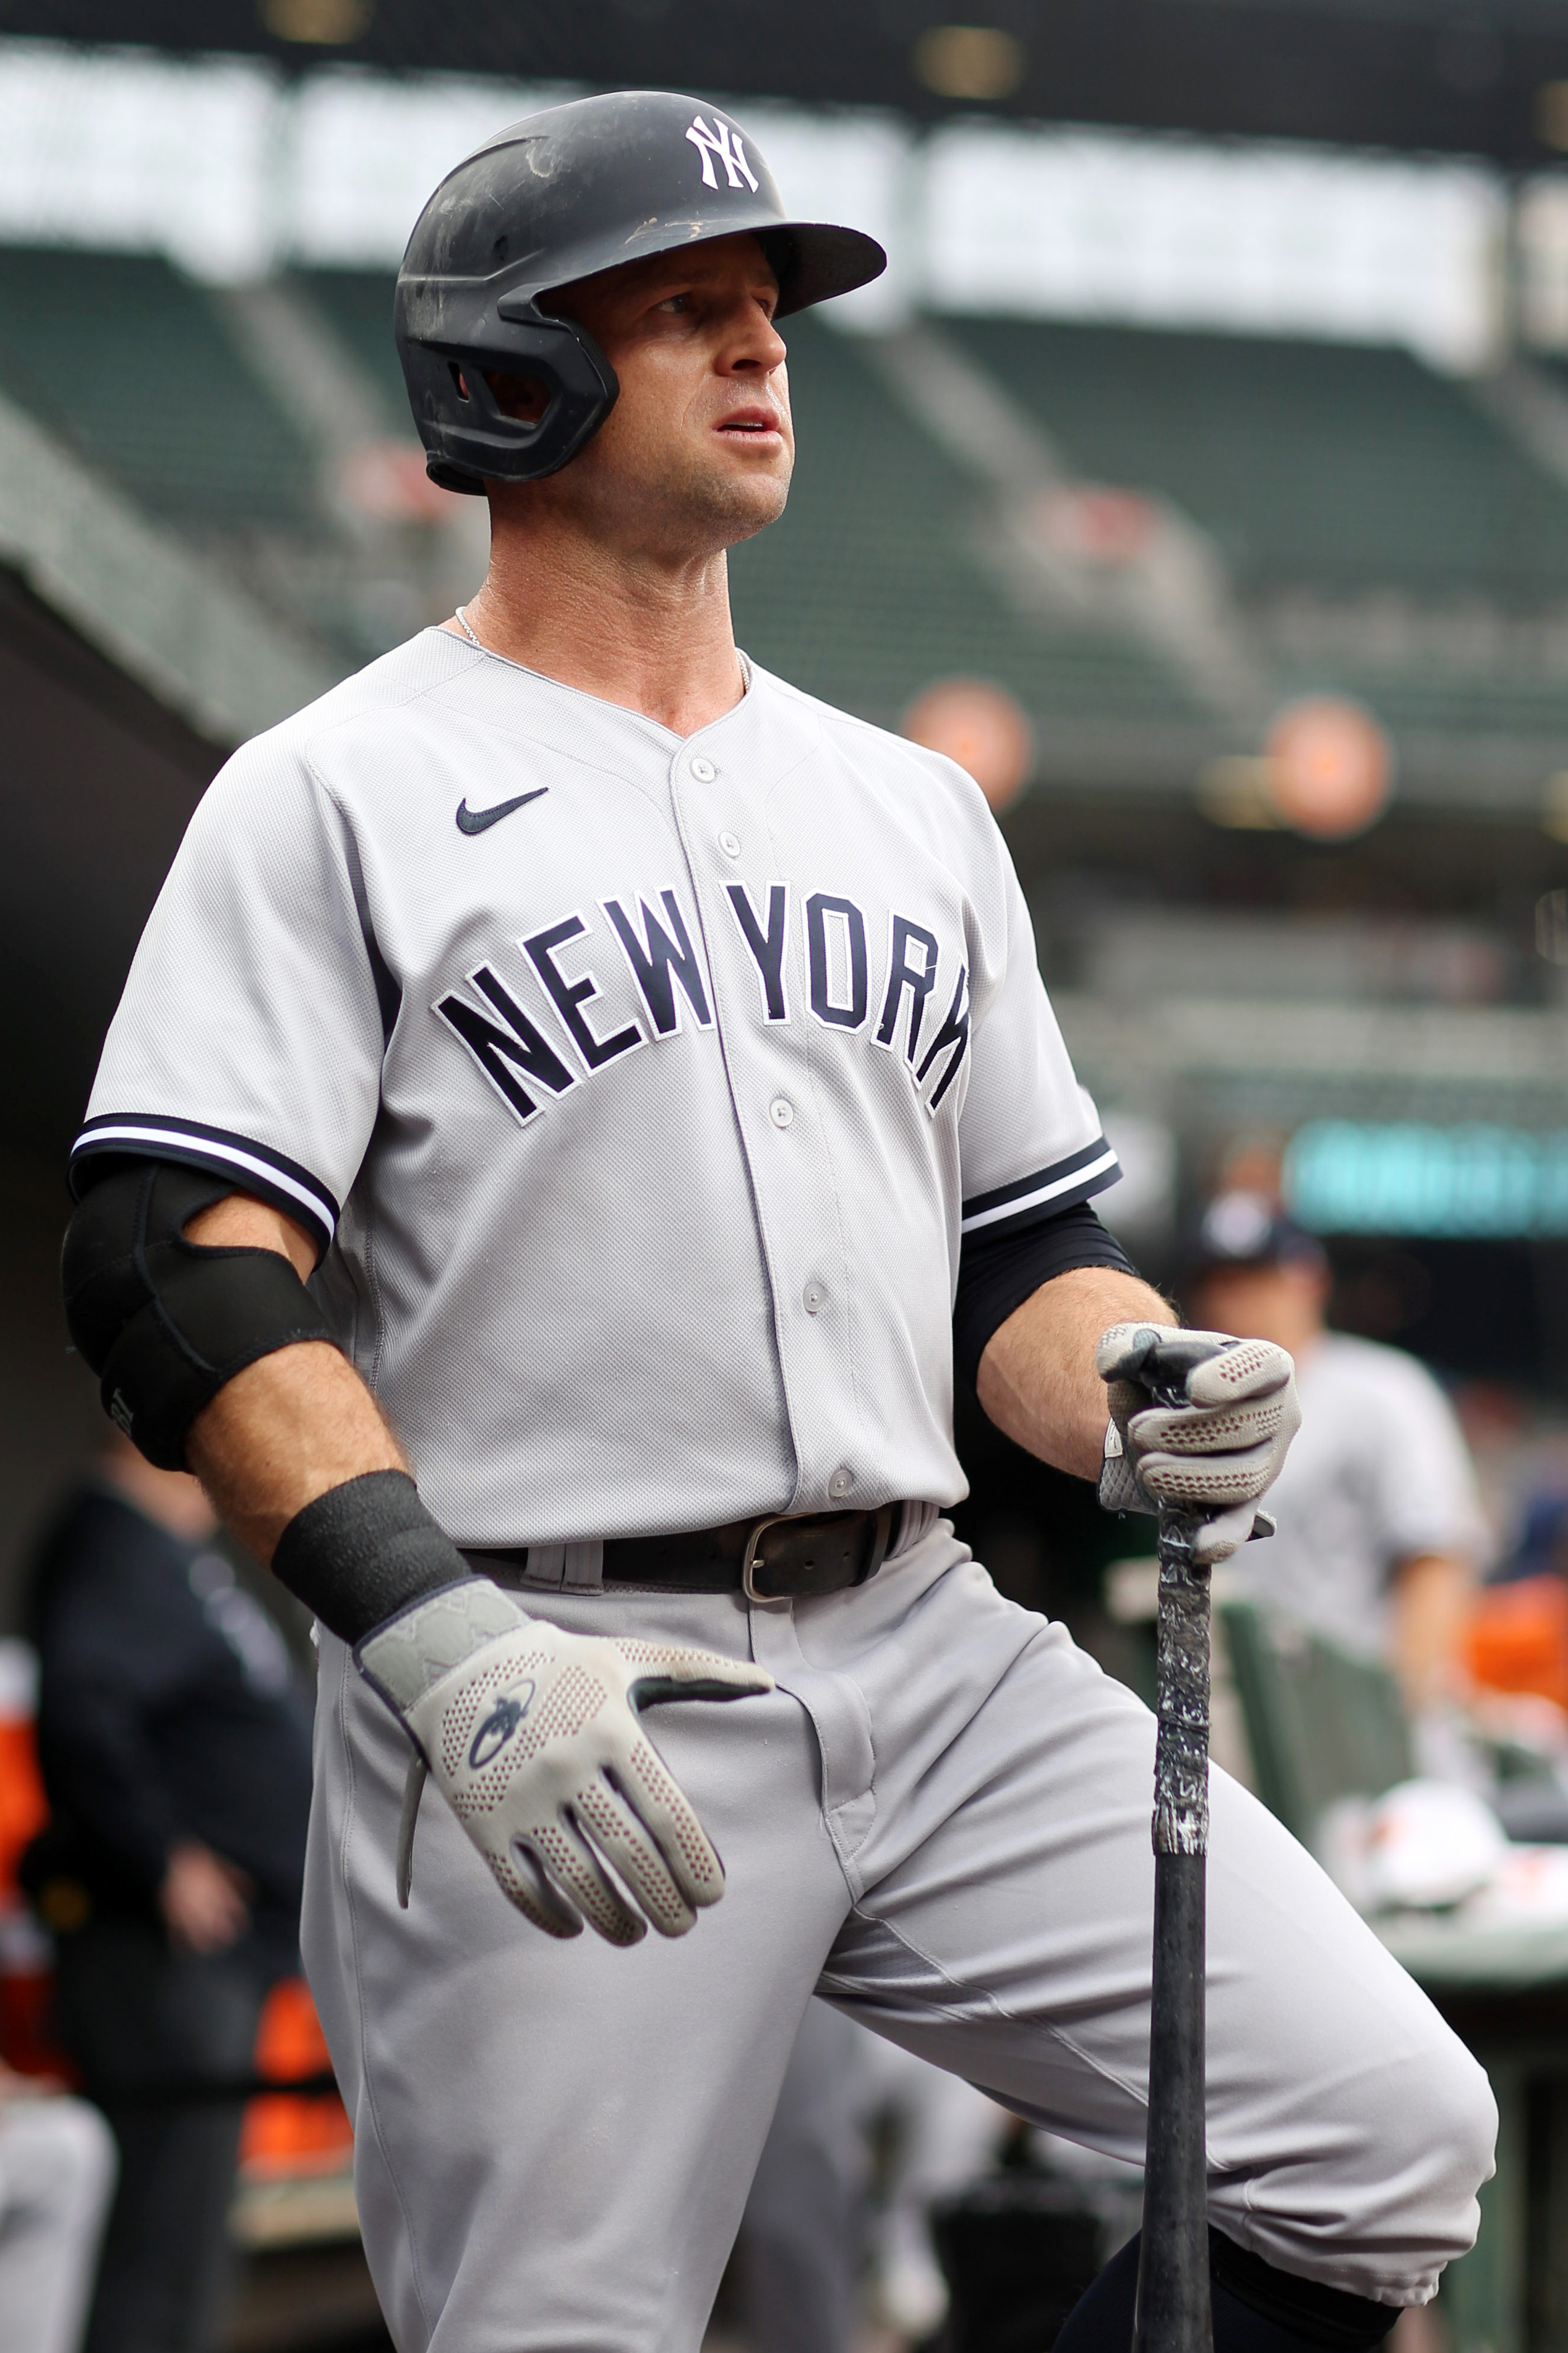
[11,0,1568,163]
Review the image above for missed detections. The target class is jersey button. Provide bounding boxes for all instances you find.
[829,1468,853,1499]
[689,755,717,782]
[769,1097,794,1129]
[803,1283,825,1314]
[719,829,742,858]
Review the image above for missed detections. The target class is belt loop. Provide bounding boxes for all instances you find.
[893,1501,936,1558]
[561,1540,604,1592]
[522,1544,567,1590]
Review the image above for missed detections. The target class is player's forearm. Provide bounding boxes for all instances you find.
[977,1265,1174,1480]
[1390,1551,1473,1710]
[184,1196,405,1564]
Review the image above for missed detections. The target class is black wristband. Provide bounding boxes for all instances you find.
[272,1470,475,1644]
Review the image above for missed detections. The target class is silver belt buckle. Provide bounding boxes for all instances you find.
[741,1515,791,1604]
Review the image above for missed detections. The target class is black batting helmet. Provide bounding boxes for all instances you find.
[395,89,888,495]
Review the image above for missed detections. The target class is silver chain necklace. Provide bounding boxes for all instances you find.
[453,606,482,648]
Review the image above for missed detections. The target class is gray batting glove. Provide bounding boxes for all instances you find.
[1095,1323,1301,1564]
[357,1580,771,1945]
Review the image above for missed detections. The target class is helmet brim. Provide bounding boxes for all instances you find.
[528,213,888,319]
[767,221,888,317]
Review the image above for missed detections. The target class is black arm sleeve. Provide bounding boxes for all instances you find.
[953,1199,1140,1402]
[61,1158,338,1469]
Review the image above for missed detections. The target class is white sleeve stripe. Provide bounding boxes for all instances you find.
[959,1146,1121,1235]
[962,1132,1114,1217]
[70,1122,338,1238]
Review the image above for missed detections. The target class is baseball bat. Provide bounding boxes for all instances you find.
[1133,1486,1215,2353]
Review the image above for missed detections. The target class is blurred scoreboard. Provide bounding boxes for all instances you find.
[1286,1120,1568,1239]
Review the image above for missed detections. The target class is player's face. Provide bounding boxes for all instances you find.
[1191,1261,1327,1355]
[493,234,794,557]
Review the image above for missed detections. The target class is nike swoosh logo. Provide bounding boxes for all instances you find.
[456,788,549,836]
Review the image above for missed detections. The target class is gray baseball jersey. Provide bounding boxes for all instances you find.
[74,628,1116,1548]
[73,627,1499,2351]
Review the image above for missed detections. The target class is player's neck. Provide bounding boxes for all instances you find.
[455,520,747,737]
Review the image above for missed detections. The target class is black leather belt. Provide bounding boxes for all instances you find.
[471,1503,899,1602]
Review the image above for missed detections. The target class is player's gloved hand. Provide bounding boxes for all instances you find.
[356,1580,771,1945]
[1095,1323,1301,1564]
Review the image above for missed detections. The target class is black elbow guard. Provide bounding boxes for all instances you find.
[61,1160,338,1470]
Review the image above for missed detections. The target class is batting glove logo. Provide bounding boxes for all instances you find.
[468,1682,534,1771]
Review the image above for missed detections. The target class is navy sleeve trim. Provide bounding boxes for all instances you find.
[954,1199,1139,1403]
[961,1136,1120,1236]
[69,1116,339,1258]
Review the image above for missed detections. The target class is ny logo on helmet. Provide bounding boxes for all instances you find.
[685,115,759,194]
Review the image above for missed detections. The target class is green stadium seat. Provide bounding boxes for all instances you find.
[0,248,317,533]
[293,266,408,422]
[31,251,1566,752]
[726,314,1201,729]
[952,319,1568,609]
[1220,1599,1415,1846]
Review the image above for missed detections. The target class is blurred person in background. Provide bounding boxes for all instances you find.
[0,2052,116,2353]
[734,2002,868,2353]
[735,2006,1002,2351]
[857,2033,1003,2339]
[1189,1190,1488,1715]
[22,1431,313,2353]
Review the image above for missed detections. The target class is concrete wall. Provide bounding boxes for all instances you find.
[0,1147,106,1631]
[0,570,227,1629]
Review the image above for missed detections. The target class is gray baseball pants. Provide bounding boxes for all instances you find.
[301,1522,1496,2353]
[0,2096,116,2353]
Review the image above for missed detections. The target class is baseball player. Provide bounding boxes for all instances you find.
[61,92,1493,2353]
[1188,1190,1488,1708]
